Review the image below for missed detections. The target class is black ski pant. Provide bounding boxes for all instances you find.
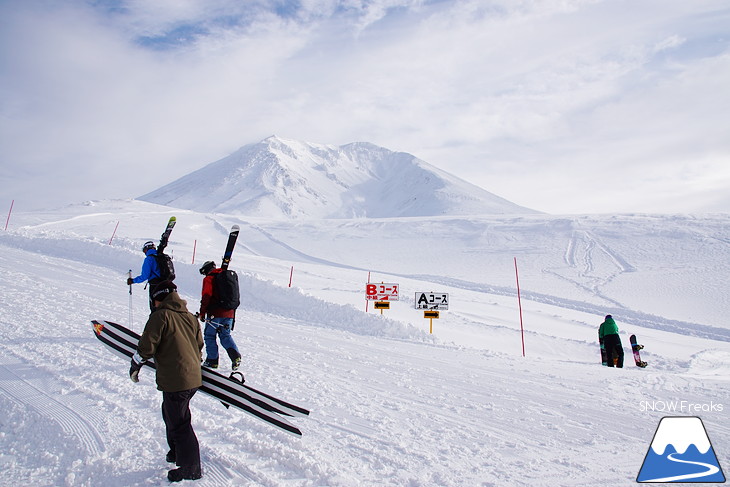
[603,334,624,368]
[161,388,200,469]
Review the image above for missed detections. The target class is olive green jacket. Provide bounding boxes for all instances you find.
[137,292,203,392]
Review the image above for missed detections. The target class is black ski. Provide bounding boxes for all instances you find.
[220,224,240,270]
[158,216,176,254]
[97,319,308,417]
[91,320,307,435]
[152,216,177,282]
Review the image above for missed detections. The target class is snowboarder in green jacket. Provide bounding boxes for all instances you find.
[599,314,624,368]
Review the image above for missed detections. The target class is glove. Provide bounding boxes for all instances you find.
[195,312,204,322]
[129,351,145,383]
[127,277,134,285]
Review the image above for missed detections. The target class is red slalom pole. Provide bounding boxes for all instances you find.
[365,271,371,312]
[108,221,120,245]
[4,200,14,231]
[514,257,525,357]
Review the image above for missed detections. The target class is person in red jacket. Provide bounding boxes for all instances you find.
[198,261,242,370]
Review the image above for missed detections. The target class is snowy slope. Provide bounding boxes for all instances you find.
[0,200,728,486]
[139,136,537,218]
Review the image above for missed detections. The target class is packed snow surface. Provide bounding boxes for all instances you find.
[0,199,728,486]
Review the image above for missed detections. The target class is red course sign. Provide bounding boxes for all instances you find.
[365,283,399,301]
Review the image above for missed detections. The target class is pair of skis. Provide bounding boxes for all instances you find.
[158,216,176,254]
[92,319,308,435]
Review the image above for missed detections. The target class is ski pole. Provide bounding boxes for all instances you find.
[128,269,133,327]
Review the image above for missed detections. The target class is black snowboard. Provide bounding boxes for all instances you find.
[629,334,647,368]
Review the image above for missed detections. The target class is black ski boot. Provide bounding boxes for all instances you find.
[226,348,242,371]
[202,358,218,369]
[168,465,202,482]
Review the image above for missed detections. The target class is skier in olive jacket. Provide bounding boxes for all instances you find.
[130,281,204,482]
[599,314,624,368]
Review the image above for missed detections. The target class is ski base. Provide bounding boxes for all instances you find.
[91,320,308,435]
[221,224,240,270]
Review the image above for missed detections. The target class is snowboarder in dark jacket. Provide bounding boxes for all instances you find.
[127,240,162,312]
[599,314,624,368]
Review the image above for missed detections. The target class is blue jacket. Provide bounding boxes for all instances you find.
[132,249,160,283]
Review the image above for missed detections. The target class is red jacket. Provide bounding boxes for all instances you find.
[199,268,235,319]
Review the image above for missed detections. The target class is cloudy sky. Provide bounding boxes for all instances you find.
[1,0,729,214]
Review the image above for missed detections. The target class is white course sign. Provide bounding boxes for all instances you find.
[415,292,449,310]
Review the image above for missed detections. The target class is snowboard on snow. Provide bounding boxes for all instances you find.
[630,334,647,368]
[599,333,607,366]
[91,320,309,435]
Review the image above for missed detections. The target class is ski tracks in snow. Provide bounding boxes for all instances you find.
[550,228,635,307]
[0,357,106,456]
[0,335,285,487]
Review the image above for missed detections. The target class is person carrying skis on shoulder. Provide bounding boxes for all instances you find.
[127,240,162,312]
[198,260,242,370]
[599,314,624,368]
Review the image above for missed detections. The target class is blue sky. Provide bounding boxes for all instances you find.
[1,0,729,214]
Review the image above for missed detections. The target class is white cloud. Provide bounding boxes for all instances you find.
[1,0,729,213]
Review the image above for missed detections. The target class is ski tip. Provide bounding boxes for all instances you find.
[91,320,105,336]
[231,224,240,231]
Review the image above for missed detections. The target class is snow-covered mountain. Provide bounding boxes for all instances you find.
[139,136,537,218]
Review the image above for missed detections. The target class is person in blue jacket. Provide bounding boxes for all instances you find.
[127,240,162,311]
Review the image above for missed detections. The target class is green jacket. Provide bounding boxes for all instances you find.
[137,292,203,392]
[598,316,620,339]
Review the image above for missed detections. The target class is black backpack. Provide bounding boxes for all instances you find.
[154,252,176,281]
[213,269,240,310]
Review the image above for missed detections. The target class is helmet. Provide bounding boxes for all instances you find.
[199,261,216,275]
[142,240,156,252]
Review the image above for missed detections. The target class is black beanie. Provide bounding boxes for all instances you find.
[151,280,177,301]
